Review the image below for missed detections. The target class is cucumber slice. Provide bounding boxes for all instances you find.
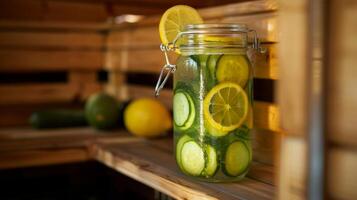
[216,55,250,88]
[181,140,205,176]
[207,54,222,81]
[206,54,221,90]
[175,135,192,171]
[191,55,209,68]
[173,91,195,130]
[204,144,218,177]
[173,92,190,126]
[223,141,250,177]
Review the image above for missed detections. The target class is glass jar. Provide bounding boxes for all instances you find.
[155,24,260,182]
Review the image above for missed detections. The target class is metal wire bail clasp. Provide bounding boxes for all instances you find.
[248,29,266,53]
[154,43,176,97]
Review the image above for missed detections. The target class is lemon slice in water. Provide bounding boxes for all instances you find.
[204,82,248,133]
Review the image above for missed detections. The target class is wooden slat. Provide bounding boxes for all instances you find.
[0,128,128,169]
[0,126,275,198]
[0,83,102,105]
[111,4,164,15]
[107,27,159,48]
[106,44,277,79]
[278,136,306,200]
[206,13,278,42]
[252,129,281,166]
[41,1,107,22]
[0,32,105,49]
[277,0,309,199]
[124,85,172,109]
[328,147,357,199]
[105,72,126,99]
[0,20,110,31]
[0,0,107,22]
[81,83,103,101]
[0,0,165,22]
[254,101,280,132]
[69,71,102,101]
[255,44,278,79]
[122,0,278,28]
[108,15,277,49]
[0,83,78,105]
[327,0,357,147]
[0,50,104,72]
[92,138,274,200]
[0,148,90,170]
[69,71,97,83]
[198,0,278,19]
[0,106,36,127]
[105,48,176,72]
[0,0,43,22]
[277,0,308,136]
[0,127,124,152]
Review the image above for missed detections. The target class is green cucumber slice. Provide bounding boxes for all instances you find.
[191,55,209,68]
[207,54,221,81]
[206,54,221,90]
[173,92,190,126]
[224,141,250,177]
[181,140,205,176]
[176,135,192,171]
[173,91,195,130]
[216,55,250,87]
[204,144,218,177]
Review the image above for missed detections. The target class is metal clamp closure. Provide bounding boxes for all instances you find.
[154,44,176,96]
[154,27,264,96]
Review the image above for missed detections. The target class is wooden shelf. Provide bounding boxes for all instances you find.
[0,128,275,199]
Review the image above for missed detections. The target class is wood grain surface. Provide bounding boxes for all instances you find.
[92,136,275,200]
[0,127,275,199]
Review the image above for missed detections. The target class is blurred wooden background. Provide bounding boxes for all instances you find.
[0,0,356,199]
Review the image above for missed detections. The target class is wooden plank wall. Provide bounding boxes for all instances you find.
[0,24,106,126]
[326,0,357,199]
[278,0,357,199]
[0,0,164,22]
[105,0,280,187]
[277,0,308,199]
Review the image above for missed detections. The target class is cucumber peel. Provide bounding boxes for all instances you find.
[176,135,192,171]
[173,91,195,130]
[203,144,218,177]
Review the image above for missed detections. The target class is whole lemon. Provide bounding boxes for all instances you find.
[124,98,172,138]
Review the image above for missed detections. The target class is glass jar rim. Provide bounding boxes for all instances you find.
[183,23,248,31]
[178,23,250,55]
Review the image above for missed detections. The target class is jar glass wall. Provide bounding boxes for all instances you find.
[170,24,255,182]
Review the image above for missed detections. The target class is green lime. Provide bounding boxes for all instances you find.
[85,93,120,130]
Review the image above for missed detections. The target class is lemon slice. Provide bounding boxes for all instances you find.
[216,55,250,87]
[203,36,243,43]
[159,5,203,46]
[204,82,248,133]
